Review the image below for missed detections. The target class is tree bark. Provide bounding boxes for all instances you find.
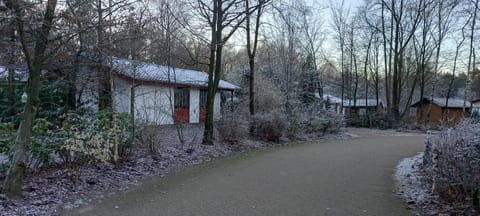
[97,0,112,111]
[7,68,15,117]
[246,0,266,116]
[202,0,246,144]
[7,29,16,118]
[202,0,219,145]
[3,0,57,198]
[246,0,254,116]
[464,0,478,111]
[381,0,391,116]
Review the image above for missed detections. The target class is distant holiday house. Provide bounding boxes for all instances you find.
[470,99,480,116]
[0,66,28,82]
[411,97,472,126]
[342,99,384,115]
[317,93,383,115]
[79,58,239,125]
[319,93,342,113]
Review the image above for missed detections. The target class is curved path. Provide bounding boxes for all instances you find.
[68,132,424,216]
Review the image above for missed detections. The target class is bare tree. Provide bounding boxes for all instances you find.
[330,0,349,111]
[445,24,467,120]
[2,0,58,198]
[425,0,459,124]
[464,0,479,111]
[193,0,252,145]
[245,0,270,116]
[297,0,325,101]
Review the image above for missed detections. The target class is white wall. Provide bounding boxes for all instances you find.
[214,93,221,120]
[189,89,200,123]
[114,78,223,125]
[135,85,174,125]
[115,78,131,113]
[115,77,174,125]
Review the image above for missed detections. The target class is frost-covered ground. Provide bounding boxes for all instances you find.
[0,124,346,216]
[395,154,436,215]
[395,153,463,215]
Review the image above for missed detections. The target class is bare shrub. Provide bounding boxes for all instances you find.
[253,73,285,113]
[424,119,480,213]
[138,127,162,154]
[371,112,394,129]
[216,113,249,145]
[298,106,345,136]
[251,112,287,143]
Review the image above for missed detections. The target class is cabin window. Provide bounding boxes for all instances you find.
[200,89,208,108]
[174,88,190,108]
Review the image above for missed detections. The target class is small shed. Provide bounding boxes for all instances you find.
[319,93,342,113]
[342,99,383,115]
[411,97,471,126]
[114,58,239,125]
[472,99,480,116]
[78,58,239,125]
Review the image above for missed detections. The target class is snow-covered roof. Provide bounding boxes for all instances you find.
[411,97,472,108]
[110,58,239,91]
[0,66,28,81]
[320,93,342,103]
[342,99,382,107]
[316,93,381,107]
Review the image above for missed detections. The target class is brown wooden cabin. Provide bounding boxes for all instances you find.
[411,97,471,126]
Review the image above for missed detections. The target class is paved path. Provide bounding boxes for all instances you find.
[68,132,424,216]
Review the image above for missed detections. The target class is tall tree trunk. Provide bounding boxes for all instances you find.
[381,1,391,116]
[445,40,463,120]
[374,41,380,109]
[107,0,119,163]
[364,34,372,123]
[353,54,358,108]
[3,0,57,198]
[67,51,79,111]
[426,0,443,125]
[109,55,119,162]
[464,0,478,111]
[391,0,402,120]
[203,36,223,145]
[246,0,268,115]
[97,0,111,111]
[201,0,248,144]
[7,29,16,118]
[202,47,216,144]
[340,45,345,112]
[202,0,219,145]
[7,68,15,116]
[130,66,136,146]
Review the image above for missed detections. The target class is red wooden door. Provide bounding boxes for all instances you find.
[199,108,206,123]
[174,108,189,123]
[174,88,189,123]
[199,90,207,123]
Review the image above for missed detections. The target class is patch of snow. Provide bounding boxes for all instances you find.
[0,66,29,81]
[395,153,422,183]
[0,154,8,165]
[395,153,442,215]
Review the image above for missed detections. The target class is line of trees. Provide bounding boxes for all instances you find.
[328,0,480,123]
